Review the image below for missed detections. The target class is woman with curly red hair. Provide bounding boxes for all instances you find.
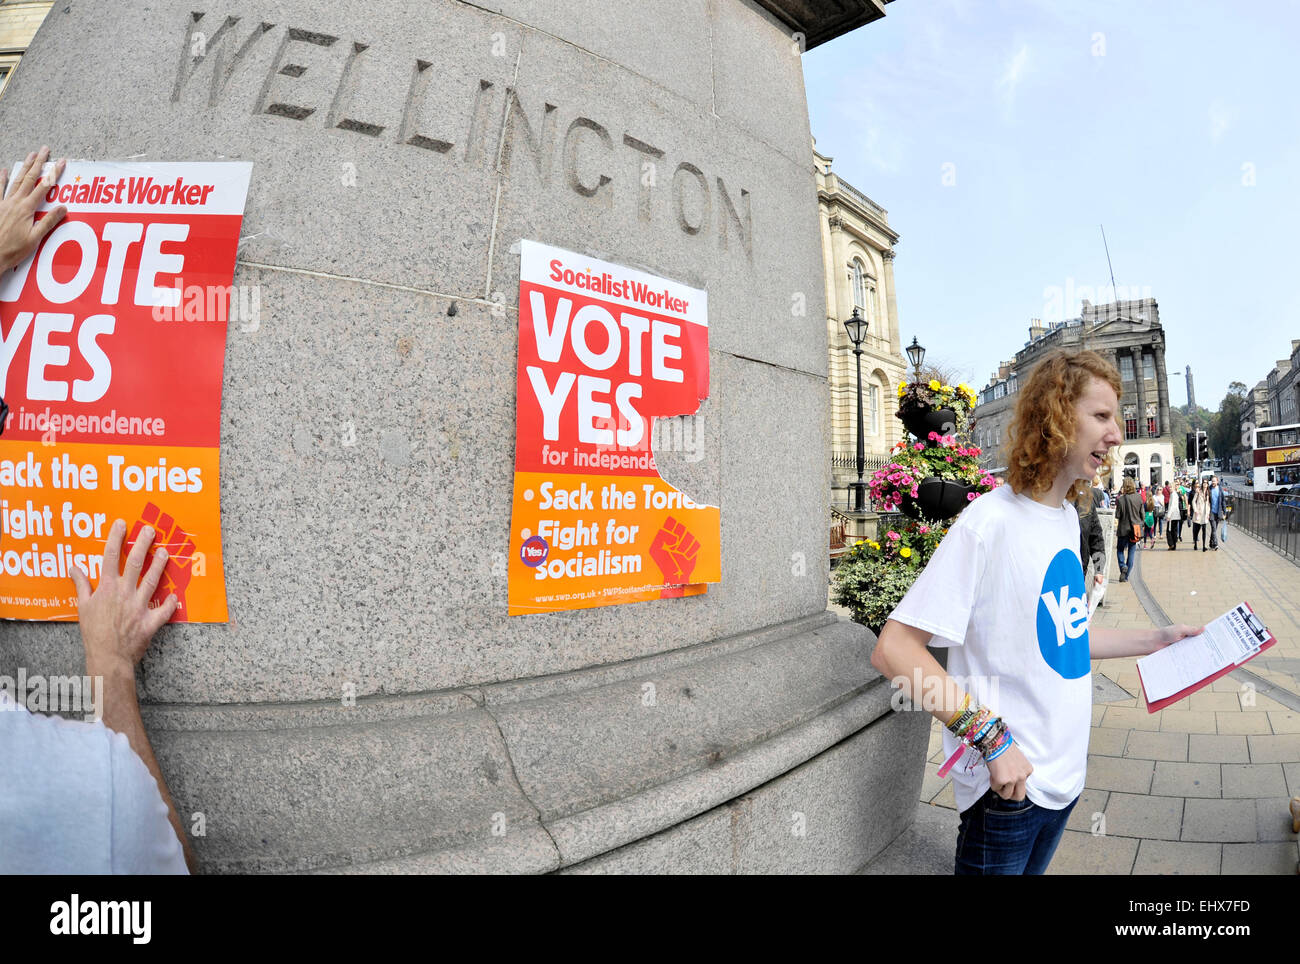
[871,349,1202,874]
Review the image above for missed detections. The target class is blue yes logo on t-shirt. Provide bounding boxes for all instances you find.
[1036,548,1091,679]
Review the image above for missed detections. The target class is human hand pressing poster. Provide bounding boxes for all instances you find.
[507,240,720,615]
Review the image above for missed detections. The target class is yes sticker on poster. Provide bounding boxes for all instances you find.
[0,160,252,622]
[508,240,720,614]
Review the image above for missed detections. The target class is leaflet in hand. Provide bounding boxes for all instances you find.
[1136,602,1275,712]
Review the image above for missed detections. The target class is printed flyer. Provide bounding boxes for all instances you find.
[508,240,720,614]
[0,160,252,622]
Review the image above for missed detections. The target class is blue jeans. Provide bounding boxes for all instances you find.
[955,789,1079,875]
[1116,537,1135,573]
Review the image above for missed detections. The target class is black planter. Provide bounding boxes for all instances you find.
[898,406,958,442]
[900,476,976,521]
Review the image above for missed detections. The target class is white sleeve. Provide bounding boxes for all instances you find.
[107,729,190,875]
[886,523,987,648]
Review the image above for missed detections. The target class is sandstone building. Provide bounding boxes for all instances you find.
[973,299,1175,488]
[815,144,907,507]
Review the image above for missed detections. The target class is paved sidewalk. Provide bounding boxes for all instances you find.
[852,524,1300,875]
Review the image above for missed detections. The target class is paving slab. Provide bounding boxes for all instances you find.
[1188,734,1249,764]
[1268,710,1300,733]
[1221,842,1300,875]
[1246,733,1300,763]
[1086,755,1154,794]
[1221,763,1289,799]
[1101,706,1161,732]
[1217,712,1272,735]
[1047,829,1138,875]
[1254,797,1300,843]
[1157,710,1218,734]
[1181,799,1258,843]
[1123,731,1188,762]
[1151,761,1221,798]
[1066,789,1109,834]
[1100,792,1184,841]
[1088,727,1128,758]
[1284,761,1300,797]
[1132,839,1222,874]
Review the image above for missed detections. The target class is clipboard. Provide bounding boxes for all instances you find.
[1136,601,1277,713]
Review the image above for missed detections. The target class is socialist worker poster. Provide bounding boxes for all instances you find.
[508,240,720,615]
[0,160,251,622]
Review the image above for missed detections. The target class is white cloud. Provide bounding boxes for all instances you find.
[997,43,1031,118]
[1208,98,1234,141]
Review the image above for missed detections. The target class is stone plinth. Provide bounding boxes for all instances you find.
[0,0,916,872]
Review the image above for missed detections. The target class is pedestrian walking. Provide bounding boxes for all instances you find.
[1191,481,1211,551]
[1208,477,1225,550]
[1115,477,1143,581]
[871,349,1201,875]
[1153,488,1166,538]
[1165,479,1184,549]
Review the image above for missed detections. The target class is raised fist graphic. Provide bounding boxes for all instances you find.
[128,502,197,616]
[649,515,700,586]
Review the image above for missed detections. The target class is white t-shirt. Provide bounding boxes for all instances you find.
[0,692,189,874]
[889,484,1092,813]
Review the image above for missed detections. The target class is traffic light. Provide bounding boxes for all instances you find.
[1198,434,1210,462]
[1186,432,1196,461]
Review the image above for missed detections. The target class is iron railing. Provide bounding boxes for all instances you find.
[1224,489,1300,562]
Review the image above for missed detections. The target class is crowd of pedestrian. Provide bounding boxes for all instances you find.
[1109,473,1232,581]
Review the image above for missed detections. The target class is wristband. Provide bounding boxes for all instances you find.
[985,731,1014,761]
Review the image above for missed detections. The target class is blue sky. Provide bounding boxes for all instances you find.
[803,0,1300,410]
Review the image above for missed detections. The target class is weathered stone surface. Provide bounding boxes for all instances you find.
[0,0,905,873]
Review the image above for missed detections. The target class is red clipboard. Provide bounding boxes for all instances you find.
[1137,601,1277,713]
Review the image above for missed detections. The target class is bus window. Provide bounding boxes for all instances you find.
[1268,468,1275,484]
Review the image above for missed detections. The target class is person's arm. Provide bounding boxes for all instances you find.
[70,519,194,873]
[0,145,67,271]
[1090,622,1204,660]
[871,618,1034,801]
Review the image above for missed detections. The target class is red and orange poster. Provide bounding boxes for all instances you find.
[508,240,720,614]
[0,160,251,622]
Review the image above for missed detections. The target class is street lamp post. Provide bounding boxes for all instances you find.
[906,336,926,379]
[843,308,869,512]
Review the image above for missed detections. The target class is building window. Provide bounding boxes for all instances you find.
[1119,354,1134,381]
[867,383,879,435]
[1124,404,1137,440]
[851,260,866,313]
[1145,402,1157,438]
[1143,354,1154,381]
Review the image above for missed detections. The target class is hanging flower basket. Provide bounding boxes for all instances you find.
[896,379,977,440]
[900,477,978,521]
[899,406,957,442]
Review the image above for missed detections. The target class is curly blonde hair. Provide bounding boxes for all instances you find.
[1006,349,1122,506]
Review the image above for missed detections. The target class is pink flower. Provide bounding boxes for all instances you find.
[887,531,900,541]
[966,492,977,501]
[928,431,940,440]
[945,456,953,462]
[919,525,930,534]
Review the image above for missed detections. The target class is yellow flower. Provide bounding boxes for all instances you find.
[900,547,912,558]
[897,381,908,397]
[940,384,954,394]
[928,379,941,391]
[868,540,880,550]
